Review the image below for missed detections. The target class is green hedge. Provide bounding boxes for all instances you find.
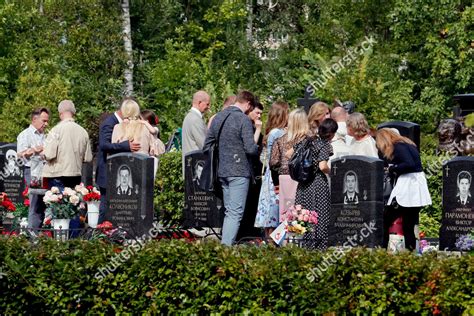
[0,238,473,314]
[155,151,184,224]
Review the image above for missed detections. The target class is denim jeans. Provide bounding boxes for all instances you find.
[220,177,250,246]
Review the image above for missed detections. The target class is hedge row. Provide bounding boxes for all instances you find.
[0,237,473,314]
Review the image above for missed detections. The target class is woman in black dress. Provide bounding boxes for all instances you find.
[294,119,337,250]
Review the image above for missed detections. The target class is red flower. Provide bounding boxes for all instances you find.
[97,221,113,230]
[22,186,29,198]
[24,199,30,206]
[87,185,93,190]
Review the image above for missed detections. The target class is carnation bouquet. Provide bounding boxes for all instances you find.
[76,184,101,202]
[280,204,318,235]
[0,193,16,222]
[43,186,82,220]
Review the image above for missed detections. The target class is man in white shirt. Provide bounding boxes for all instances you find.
[17,108,50,229]
[182,90,211,175]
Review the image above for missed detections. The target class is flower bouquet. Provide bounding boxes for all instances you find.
[455,231,474,254]
[43,186,82,220]
[75,184,101,228]
[281,204,318,235]
[271,205,318,246]
[0,193,16,223]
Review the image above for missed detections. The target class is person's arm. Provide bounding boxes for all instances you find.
[100,120,134,153]
[242,117,258,156]
[17,132,34,159]
[141,120,158,136]
[319,161,330,174]
[192,119,207,150]
[43,128,59,161]
[84,134,93,163]
[269,138,281,169]
[254,119,262,143]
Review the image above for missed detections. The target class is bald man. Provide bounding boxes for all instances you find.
[182,90,211,174]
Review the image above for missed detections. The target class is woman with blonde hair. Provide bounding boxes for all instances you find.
[112,99,158,157]
[307,102,330,134]
[270,108,310,224]
[376,128,431,251]
[255,101,289,238]
[347,112,378,157]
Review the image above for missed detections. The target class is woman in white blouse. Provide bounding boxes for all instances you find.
[346,112,378,158]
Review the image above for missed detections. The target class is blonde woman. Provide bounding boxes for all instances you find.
[112,99,158,157]
[270,108,310,222]
[307,102,330,134]
[346,112,378,157]
[376,128,431,251]
[254,101,289,238]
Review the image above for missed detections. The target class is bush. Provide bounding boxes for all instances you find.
[0,238,473,314]
[154,151,184,224]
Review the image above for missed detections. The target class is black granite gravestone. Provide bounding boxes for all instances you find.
[81,161,94,187]
[453,94,474,118]
[183,150,224,228]
[297,85,319,114]
[105,153,154,238]
[0,143,25,204]
[328,156,384,248]
[439,156,474,251]
[377,121,421,150]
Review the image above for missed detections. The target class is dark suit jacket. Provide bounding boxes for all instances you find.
[96,114,130,188]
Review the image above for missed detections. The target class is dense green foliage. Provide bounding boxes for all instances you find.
[155,151,184,223]
[0,238,473,314]
[0,0,472,142]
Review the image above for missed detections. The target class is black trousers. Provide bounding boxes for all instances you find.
[383,205,420,251]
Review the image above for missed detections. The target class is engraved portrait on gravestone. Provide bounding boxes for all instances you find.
[5,149,22,177]
[192,160,205,191]
[456,171,472,207]
[343,170,359,205]
[116,164,137,196]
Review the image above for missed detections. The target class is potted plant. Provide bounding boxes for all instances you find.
[75,184,101,228]
[43,186,82,240]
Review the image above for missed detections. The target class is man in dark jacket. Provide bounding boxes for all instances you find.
[96,98,140,223]
[203,91,259,245]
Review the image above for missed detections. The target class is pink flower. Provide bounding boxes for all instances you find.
[303,214,309,222]
[302,209,309,215]
[295,205,302,211]
[298,215,304,221]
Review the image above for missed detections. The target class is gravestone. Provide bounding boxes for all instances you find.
[328,156,384,248]
[297,85,319,114]
[377,121,421,150]
[183,150,224,228]
[105,153,154,238]
[453,93,474,118]
[81,161,94,187]
[0,143,25,204]
[439,156,474,250]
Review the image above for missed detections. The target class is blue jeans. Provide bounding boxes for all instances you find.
[220,177,250,246]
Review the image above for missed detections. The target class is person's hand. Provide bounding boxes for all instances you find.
[255,119,263,130]
[129,140,141,152]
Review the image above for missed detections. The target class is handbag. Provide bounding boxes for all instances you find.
[198,112,232,198]
[288,137,315,184]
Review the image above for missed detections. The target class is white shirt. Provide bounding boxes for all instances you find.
[114,112,123,123]
[329,136,351,167]
[349,135,378,158]
[16,125,45,168]
[336,122,353,145]
[388,172,432,207]
[190,107,203,118]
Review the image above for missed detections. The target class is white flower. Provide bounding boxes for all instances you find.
[74,184,83,192]
[80,188,89,196]
[51,187,60,194]
[69,195,80,206]
[92,187,99,194]
[63,187,76,196]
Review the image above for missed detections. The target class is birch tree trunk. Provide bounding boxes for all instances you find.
[122,0,134,96]
[246,0,253,42]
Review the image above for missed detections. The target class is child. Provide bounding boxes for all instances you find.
[141,110,166,177]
